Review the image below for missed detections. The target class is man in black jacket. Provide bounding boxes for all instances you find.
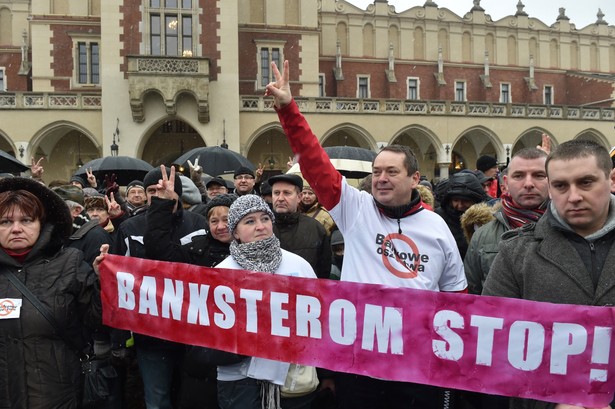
[268,174,331,279]
[112,166,207,409]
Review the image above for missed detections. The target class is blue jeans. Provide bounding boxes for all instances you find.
[137,345,182,409]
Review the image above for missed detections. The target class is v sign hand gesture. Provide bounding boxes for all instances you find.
[156,165,178,201]
[264,60,292,108]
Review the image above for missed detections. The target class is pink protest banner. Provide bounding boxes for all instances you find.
[99,254,615,407]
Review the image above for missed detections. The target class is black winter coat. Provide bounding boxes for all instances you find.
[273,212,331,279]
[0,177,101,409]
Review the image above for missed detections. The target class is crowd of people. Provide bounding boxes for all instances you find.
[0,58,613,409]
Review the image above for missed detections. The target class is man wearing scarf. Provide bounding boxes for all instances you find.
[464,147,549,296]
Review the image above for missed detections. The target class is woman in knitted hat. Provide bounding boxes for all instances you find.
[216,194,317,409]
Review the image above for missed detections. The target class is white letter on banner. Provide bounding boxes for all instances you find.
[187,283,210,325]
[432,310,464,361]
[116,272,135,310]
[214,286,235,329]
[550,323,587,375]
[362,305,403,354]
[139,276,159,316]
[508,321,544,371]
[240,289,263,334]
[470,315,504,366]
[161,279,183,320]
[296,295,322,339]
[271,292,290,337]
[329,299,357,345]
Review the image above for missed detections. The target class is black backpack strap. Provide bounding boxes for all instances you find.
[2,267,89,361]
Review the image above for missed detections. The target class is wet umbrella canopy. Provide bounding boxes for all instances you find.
[288,146,377,179]
[73,156,154,186]
[175,146,255,177]
[0,150,29,174]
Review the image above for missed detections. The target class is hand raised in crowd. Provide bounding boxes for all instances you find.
[265,60,292,109]
[537,133,551,155]
[105,193,122,218]
[155,164,178,201]
[255,163,265,182]
[286,155,296,170]
[93,243,110,276]
[30,156,44,179]
[86,167,98,188]
[187,158,203,183]
[104,173,119,195]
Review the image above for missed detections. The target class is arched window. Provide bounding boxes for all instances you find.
[570,41,579,69]
[438,28,449,60]
[462,32,472,62]
[336,22,348,55]
[549,39,559,68]
[414,26,424,60]
[388,25,399,58]
[507,35,517,65]
[529,37,539,66]
[0,8,11,46]
[590,43,599,71]
[363,24,374,57]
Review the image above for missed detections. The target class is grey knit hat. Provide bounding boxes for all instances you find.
[227,194,274,234]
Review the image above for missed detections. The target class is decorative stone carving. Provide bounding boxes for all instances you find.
[127,56,210,123]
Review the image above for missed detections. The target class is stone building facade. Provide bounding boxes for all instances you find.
[0,0,613,182]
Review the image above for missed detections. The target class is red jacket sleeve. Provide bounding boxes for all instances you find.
[276,100,343,210]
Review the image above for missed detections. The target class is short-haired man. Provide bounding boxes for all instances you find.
[483,140,615,409]
[125,180,147,215]
[266,60,466,409]
[205,176,228,199]
[465,148,549,295]
[233,166,257,196]
[269,173,331,279]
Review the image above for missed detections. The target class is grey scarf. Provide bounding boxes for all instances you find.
[229,235,283,273]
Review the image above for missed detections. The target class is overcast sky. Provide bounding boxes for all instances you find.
[345,0,615,29]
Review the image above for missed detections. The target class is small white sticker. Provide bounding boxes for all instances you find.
[0,298,22,319]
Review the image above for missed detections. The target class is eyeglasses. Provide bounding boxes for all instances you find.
[234,175,254,180]
[207,185,226,191]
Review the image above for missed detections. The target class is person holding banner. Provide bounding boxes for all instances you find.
[484,139,615,409]
[216,194,318,409]
[0,177,102,408]
[265,60,467,409]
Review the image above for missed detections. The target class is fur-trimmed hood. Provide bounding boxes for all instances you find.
[0,177,73,258]
[460,201,501,243]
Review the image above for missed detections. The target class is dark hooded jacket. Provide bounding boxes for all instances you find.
[0,177,101,409]
[435,172,489,259]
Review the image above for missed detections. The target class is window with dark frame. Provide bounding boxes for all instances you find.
[0,69,4,92]
[259,47,281,88]
[408,78,418,100]
[319,74,325,97]
[149,0,193,57]
[358,76,369,99]
[77,42,99,85]
[544,86,553,105]
[500,83,510,103]
[455,81,466,102]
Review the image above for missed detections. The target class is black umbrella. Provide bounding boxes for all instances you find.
[288,146,376,179]
[175,146,255,177]
[0,150,29,173]
[73,156,154,186]
[323,146,378,162]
